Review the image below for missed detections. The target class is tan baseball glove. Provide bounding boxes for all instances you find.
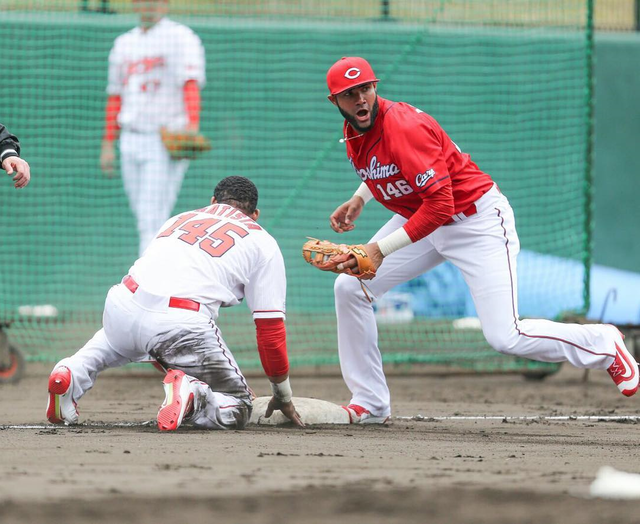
[301,237,377,279]
[160,128,212,160]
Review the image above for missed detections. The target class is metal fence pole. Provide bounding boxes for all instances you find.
[381,0,390,19]
[80,0,112,13]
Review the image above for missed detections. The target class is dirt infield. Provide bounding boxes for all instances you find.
[1,363,640,524]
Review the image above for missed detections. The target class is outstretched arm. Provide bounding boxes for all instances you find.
[255,317,304,427]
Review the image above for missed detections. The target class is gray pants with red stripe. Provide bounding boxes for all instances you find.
[53,282,252,429]
[335,185,620,418]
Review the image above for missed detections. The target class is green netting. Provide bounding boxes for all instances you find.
[0,1,594,376]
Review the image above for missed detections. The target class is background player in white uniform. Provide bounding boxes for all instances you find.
[100,0,206,256]
[322,57,638,424]
[46,176,303,430]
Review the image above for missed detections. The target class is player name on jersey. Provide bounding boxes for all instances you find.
[199,204,263,230]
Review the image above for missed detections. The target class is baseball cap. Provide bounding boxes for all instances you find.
[327,57,379,96]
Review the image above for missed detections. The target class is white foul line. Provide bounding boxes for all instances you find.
[393,415,640,422]
[1,415,639,430]
[0,421,154,430]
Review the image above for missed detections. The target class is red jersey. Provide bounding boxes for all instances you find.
[344,96,494,240]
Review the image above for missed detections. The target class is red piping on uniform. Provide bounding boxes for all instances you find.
[213,324,252,397]
[496,208,614,358]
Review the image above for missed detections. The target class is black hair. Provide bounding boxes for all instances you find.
[213,176,259,215]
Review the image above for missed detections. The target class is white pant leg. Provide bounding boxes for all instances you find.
[54,329,132,402]
[119,145,142,219]
[335,214,446,416]
[189,385,251,430]
[53,284,146,402]
[433,191,617,369]
[136,136,188,255]
[120,132,189,256]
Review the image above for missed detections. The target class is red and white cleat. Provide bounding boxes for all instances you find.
[341,403,389,424]
[607,327,639,397]
[46,366,79,425]
[157,369,196,431]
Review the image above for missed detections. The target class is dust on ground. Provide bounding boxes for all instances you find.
[1,363,639,524]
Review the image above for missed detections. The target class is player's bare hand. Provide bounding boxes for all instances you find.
[330,196,364,233]
[265,396,305,427]
[2,156,31,189]
[335,242,384,275]
[100,140,116,178]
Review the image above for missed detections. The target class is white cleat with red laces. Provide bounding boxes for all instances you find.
[341,404,389,424]
[46,366,79,425]
[607,327,639,397]
[157,369,198,431]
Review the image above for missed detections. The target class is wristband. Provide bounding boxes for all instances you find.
[377,227,412,257]
[1,149,18,162]
[270,377,293,403]
[353,182,373,204]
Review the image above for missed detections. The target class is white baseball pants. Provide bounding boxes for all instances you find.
[335,185,619,417]
[119,131,189,256]
[53,282,252,429]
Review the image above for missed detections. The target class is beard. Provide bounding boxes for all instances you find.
[338,96,379,133]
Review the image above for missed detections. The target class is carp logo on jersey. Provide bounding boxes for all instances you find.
[123,56,165,85]
[415,168,436,187]
[350,155,400,182]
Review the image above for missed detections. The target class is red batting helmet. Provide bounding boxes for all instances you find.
[327,57,379,96]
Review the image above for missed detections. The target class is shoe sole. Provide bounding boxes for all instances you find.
[157,370,193,431]
[360,416,390,425]
[611,327,639,397]
[341,405,390,425]
[46,368,73,425]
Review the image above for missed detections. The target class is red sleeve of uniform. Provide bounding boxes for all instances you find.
[183,80,201,131]
[402,184,455,242]
[103,94,121,142]
[385,108,455,242]
[255,318,289,377]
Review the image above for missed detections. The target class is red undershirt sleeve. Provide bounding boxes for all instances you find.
[255,317,289,377]
[183,80,201,131]
[402,184,455,242]
[103,94,121,142]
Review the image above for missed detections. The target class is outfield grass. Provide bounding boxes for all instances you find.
[0,0,635,30]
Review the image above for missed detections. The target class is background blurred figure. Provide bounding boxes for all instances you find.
[1,123,30,189]
[100,0,206,256]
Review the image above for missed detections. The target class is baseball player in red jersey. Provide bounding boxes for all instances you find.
[324,57,638,424]
[46,176,304,430]
[100,0,206,256]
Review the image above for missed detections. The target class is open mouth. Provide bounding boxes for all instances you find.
[355,108,370,122]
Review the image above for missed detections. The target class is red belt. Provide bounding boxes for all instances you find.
[122,275,200,312]
[444,202,477,225]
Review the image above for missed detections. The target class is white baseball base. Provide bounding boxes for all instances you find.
[590,466,640,499]
[249,396,351,425]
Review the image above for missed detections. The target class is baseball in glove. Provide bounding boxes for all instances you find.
[160,128,212,160]
[301,237,377,279]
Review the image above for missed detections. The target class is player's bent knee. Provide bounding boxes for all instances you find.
[334,273,366,301]
[484,330,520,356]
